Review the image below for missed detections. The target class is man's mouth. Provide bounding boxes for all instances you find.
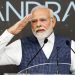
[36,29,45,33]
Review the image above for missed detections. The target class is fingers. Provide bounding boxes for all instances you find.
[22,14,32,23]
[7,14,32,35]
[17,14,32,26]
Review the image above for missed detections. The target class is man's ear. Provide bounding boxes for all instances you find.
[52,16,56,28]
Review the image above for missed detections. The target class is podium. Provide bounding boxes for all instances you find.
[4,63,72,75]
[18,63,71,74]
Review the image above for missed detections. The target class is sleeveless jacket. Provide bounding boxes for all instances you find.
[18,35,71,74]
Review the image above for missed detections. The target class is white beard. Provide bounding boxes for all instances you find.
[32,25,53,40]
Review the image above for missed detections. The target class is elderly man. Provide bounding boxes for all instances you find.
[0,6,75,74]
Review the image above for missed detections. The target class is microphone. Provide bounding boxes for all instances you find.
[44,38,48,44]
[66,40,75,74]
[66,40,75,54]
[26,38,48,68]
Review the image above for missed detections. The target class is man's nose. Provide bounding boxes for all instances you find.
[36,21,41,28]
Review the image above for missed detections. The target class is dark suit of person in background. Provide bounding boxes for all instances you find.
[0,5,75,74]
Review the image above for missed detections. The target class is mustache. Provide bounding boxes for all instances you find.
[35,28,46,33]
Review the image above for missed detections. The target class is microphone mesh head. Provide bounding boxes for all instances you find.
[44,39,48,44]
[66,40,70,46]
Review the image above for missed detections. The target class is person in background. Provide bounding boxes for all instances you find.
[0,5,75,74]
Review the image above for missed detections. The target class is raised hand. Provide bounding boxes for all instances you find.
[7,14,32,35]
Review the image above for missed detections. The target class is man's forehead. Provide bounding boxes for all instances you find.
[32,12,50,19]
[32,7,50,14]
[31,15,49,20]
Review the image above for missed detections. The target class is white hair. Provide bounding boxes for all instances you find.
[31,5,54,18]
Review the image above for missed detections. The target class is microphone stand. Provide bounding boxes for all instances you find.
[56,47,60,74]
[25,39,48,73]
[66,40,75,54]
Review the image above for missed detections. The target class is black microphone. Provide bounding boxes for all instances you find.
[26,38,48,68]
[44,38,48,44]
[66,40,75,54]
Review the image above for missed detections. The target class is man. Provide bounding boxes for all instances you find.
[0,5,75,74]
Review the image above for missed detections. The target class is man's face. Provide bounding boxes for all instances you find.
[31,8,56,39]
